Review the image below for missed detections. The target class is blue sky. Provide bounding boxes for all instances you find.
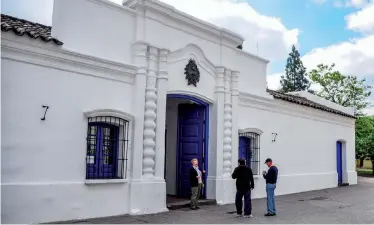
[2,0,374,114]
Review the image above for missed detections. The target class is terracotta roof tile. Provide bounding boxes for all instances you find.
[1,14,63,45]
[267,89,355,118]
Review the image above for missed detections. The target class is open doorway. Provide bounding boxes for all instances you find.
[164,94,209,205]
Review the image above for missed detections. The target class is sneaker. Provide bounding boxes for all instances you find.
[264,212,276,216]
[236,214,243,217]
[244,214,253,218]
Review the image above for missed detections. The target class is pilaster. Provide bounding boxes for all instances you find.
[231,71,239,170]
[155,49,169,179]
[206,67,225,200]
[129,46,167,215]
[223,69,232,177]
[142,46,158,178]
[215,67,225,178]
[130,42,148,180]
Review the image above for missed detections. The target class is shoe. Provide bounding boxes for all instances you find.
[244,214,253,218]
[236,214,243,217]
[196,206,201,209]
[264,212,276,216]
[190,207,197,210]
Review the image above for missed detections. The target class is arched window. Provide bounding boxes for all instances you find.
[238,131,261,175]
[86,115,130,180]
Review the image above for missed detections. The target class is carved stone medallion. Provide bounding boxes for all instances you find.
[184,59,200,87]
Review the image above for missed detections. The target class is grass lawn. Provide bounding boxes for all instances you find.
[356,168,374,177]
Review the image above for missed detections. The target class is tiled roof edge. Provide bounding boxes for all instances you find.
[1,14,63,45]
[267,89,356,119]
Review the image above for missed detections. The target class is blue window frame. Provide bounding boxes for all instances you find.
[238,132,260,175]
[86,116,129,179]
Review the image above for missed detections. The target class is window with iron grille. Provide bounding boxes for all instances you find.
[86,116,129,179]
[238,132,261,175]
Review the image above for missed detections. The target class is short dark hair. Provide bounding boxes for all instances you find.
[238,158,246,165]
[265,158,272,163]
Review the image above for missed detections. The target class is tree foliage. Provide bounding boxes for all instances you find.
[355,116,374,174]
[280,45,311,93]
[308,64,372,115]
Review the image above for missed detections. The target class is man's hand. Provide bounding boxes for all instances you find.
[202,170,206,173]
[196,176,200,179]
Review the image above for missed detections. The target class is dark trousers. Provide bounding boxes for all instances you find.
[235,190,252,215]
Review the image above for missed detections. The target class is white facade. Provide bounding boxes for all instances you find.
[1,0,357,223]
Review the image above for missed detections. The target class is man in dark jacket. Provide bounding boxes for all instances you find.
[262,158,278,216]
[232,158,255,218]
[189,158,205,210]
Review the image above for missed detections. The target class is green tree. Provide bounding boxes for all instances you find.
[308,64,372,115]
[280,45,311,93]
[355,116,374,167]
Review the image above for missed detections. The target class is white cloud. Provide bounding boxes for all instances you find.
[302,34,374,77]
[302,2,374,76]
[1,0,299,62]
[363,107,374,115]
[266,73,282,90]
[345,0,372,8]
[158,0,299,61]
[313,0,372,8]
[346,1,374,33]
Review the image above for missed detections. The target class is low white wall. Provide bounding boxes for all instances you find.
[1,56,134,223]
[237,93,357,199]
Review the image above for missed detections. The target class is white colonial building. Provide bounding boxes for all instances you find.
[1,0,357,223]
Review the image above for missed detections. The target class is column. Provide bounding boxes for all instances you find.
[215,67,225,178]
[155,49,169,179]
[222,69,232,177]
[231,71,239,172]
[130,42,148,180]
[142,46,158,178]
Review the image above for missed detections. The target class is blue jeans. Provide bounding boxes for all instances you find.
[266,183,276,214]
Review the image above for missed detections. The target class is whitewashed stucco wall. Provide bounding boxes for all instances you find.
[1,35,136,223]
[52,0,136,64]
[238,93,357,199]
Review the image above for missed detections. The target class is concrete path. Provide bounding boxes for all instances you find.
[56,177,374,224]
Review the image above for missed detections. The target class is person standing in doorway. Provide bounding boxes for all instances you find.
[189,158,205,210]
[262,158,278,216]
[232,158,255,218]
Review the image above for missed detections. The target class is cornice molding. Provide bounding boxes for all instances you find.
[87,0,137,16]
[124,0,244,46]
[1,33,137,84]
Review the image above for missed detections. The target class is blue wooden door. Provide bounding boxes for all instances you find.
[177,104,205,198]
[336,141,343,184]
[239,137,252,168]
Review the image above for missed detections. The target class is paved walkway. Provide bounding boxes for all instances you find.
[57,177,374,224]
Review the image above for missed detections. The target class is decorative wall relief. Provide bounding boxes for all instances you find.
[184,59,200,87]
